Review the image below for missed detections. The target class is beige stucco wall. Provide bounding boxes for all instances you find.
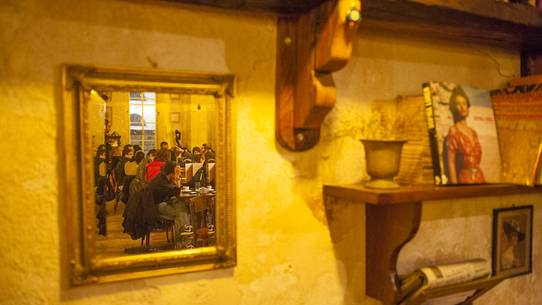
[0,0,539,305]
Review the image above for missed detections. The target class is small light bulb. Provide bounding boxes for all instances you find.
[346,8,361,23]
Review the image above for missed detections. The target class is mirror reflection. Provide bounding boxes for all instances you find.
[88,90,218,258]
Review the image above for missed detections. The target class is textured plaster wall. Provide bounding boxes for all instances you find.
[0,0,539,305]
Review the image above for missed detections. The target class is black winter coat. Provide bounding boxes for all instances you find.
[122,189,159,240]
[146,173,180,204]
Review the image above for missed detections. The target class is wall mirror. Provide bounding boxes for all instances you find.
[62,65,235,284]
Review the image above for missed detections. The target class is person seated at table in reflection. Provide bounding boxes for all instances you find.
[179,146,192,163]
[142,148,155,174]
[129,151,149,197]
[133,144,143,154]
[146,149,170,182]
[147,162,188,225]
[123,162,180,240]
[94,147,107,236]
[192,146,202,163]
[145,149,166,182]
[156,145,172,163]
[173,146,182,162]
[121,150,144,203]
[147,148,157,162]
[108,140,123,190]
[158,141,169,159]
[204,145,215,161]
[114,145,133,197]
[170,148,177,162]
[94,147,108,186]
[444,86,485,184]
[161,150,173,164]
[147,162,180,203]
[160,141,169,150]
[501,220,525,270]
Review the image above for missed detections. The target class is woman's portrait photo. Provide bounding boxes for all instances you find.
[493,206,532,278]
[445,86,485,184]
[428,82,502,184]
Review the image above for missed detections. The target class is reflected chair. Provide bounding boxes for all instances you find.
[140,218,176,248]
[188,196,215,247]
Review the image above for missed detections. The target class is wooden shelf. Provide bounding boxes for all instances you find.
[164,0,326,14]
[323,183,541,205]
[323,183,540,305]
[361,0,542,50]
[400,275,506,305]
[171,0,542,49]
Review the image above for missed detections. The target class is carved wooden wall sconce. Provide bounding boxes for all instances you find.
[276,0,362,151]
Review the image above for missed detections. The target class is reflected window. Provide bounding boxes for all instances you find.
[129,92,156,152]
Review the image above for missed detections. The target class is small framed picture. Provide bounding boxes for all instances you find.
[492,205,533,278]
[170,112,180,123]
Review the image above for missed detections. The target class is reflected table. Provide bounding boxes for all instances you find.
[175,190,216,248]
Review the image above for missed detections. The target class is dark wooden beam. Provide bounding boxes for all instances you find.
[361,0,542,50]
[364,0,542,27]
[163,0,542,50]
[162,0,326,14]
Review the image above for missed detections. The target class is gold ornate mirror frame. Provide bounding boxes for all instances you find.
[61,65,235,284]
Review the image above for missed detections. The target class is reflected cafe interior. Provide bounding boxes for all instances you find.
[91,90,218,256]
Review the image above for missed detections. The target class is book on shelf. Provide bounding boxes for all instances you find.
[422,82,502,185]
[399,259,491,301]
[490,82,542,185]
[422,78,542,186]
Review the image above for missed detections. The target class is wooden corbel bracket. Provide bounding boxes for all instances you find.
[276,0,362,151]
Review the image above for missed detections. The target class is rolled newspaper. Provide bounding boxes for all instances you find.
[420,259,491,289]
